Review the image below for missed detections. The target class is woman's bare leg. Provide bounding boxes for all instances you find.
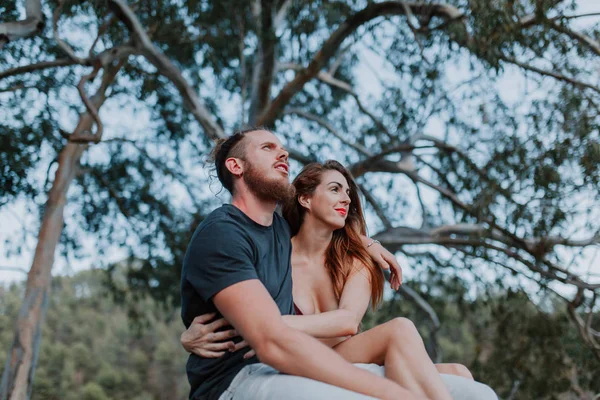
[435,363,474,380]
[333,318,452,400]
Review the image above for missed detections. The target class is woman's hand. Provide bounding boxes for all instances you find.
[365,240,403,290]
[181,312,255,359]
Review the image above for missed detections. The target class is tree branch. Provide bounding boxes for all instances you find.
[256,1,470,127]
[273,0,292,30]
[0,0,44,49]
[69,65,103,143]
[568,291,600,361]
[516,11,600,57]
[501,56,600,95]
[357,183,393,230]
[414,182,429,229]
[349,134,461,175]
[0,83,38,93]
[376,225,600,292]
[549,19,600,57]
[287,148,316,166]
[249,0,277,124]
[377,223,600,254]
[0,45,135,81]
[0,266,28,275]
[53,0,87,64]
[328,43,353,76]
[555,12,600,21]
[108,0,225,140]
[397,285,442,362]
[102,138,205,211]
[66,56,124,144]
[89,14,116,59]
[278,62,395,141]
[284,108,373,156]
[0,59,75,80]
[236,13,248,126]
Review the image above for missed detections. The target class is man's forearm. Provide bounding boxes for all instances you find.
[212,281,415,399]
[258,325,417,400]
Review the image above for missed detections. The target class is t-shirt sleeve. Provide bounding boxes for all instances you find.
[183,221,258,302]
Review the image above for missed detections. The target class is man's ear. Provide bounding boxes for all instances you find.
[298,194,311,210]
[225,157,243,177]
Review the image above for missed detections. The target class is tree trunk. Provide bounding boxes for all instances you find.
[0,63,122,400]
[0,143,87,400]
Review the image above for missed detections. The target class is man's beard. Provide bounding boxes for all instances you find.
[243,162,295,202]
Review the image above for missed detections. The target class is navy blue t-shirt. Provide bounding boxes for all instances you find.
[181,204,294,399]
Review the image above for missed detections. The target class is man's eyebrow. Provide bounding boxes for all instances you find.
[260,141,284,149]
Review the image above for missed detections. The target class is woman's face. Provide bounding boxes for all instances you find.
[303,169,351,230]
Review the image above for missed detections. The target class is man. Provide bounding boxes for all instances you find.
[181,128,497,400]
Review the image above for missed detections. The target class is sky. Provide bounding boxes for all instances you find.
[1,0,599,295]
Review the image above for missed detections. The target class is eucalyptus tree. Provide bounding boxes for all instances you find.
[1,0,599,397]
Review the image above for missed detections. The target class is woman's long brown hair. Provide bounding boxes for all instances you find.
[282,160,384,309]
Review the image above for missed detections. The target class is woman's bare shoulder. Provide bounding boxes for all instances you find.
[346,257,371,282]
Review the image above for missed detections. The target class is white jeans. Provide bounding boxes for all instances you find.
[219,363,498,400]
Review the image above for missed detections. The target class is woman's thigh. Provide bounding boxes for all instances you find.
[227,363,382,400]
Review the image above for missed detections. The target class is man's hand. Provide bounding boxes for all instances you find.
[181,312,255,359]
[233,340,256,360]
[366,241,403,290]
[181,313,238,357]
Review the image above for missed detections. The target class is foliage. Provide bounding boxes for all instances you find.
[0,271,189,400]
[2,269,598,399]
[365,280,600,399]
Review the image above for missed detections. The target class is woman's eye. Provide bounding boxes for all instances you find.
[331,187,338,192]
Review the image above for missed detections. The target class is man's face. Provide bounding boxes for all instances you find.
[239,130,294,202]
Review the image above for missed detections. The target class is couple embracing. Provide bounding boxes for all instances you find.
[180,128,497,400]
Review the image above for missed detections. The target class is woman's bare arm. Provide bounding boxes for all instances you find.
[360,235,403,290]
[282,309,358,337]
[283,262,373,339]
[182,263,374,354]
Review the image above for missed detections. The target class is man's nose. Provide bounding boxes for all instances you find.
[277,147,289,161]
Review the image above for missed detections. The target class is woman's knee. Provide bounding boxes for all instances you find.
[385,318,421,344]
[388,317,418,332]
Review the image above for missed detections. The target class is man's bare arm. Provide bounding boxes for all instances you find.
[212,279,421,400]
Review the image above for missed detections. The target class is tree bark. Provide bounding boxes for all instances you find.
[0,63,122,400]
[248,0,276,124]
[256,1,469,127]
[0,0,44,49]
[108,0,225,140]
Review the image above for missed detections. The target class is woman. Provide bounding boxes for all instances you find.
[184,161,473,399]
